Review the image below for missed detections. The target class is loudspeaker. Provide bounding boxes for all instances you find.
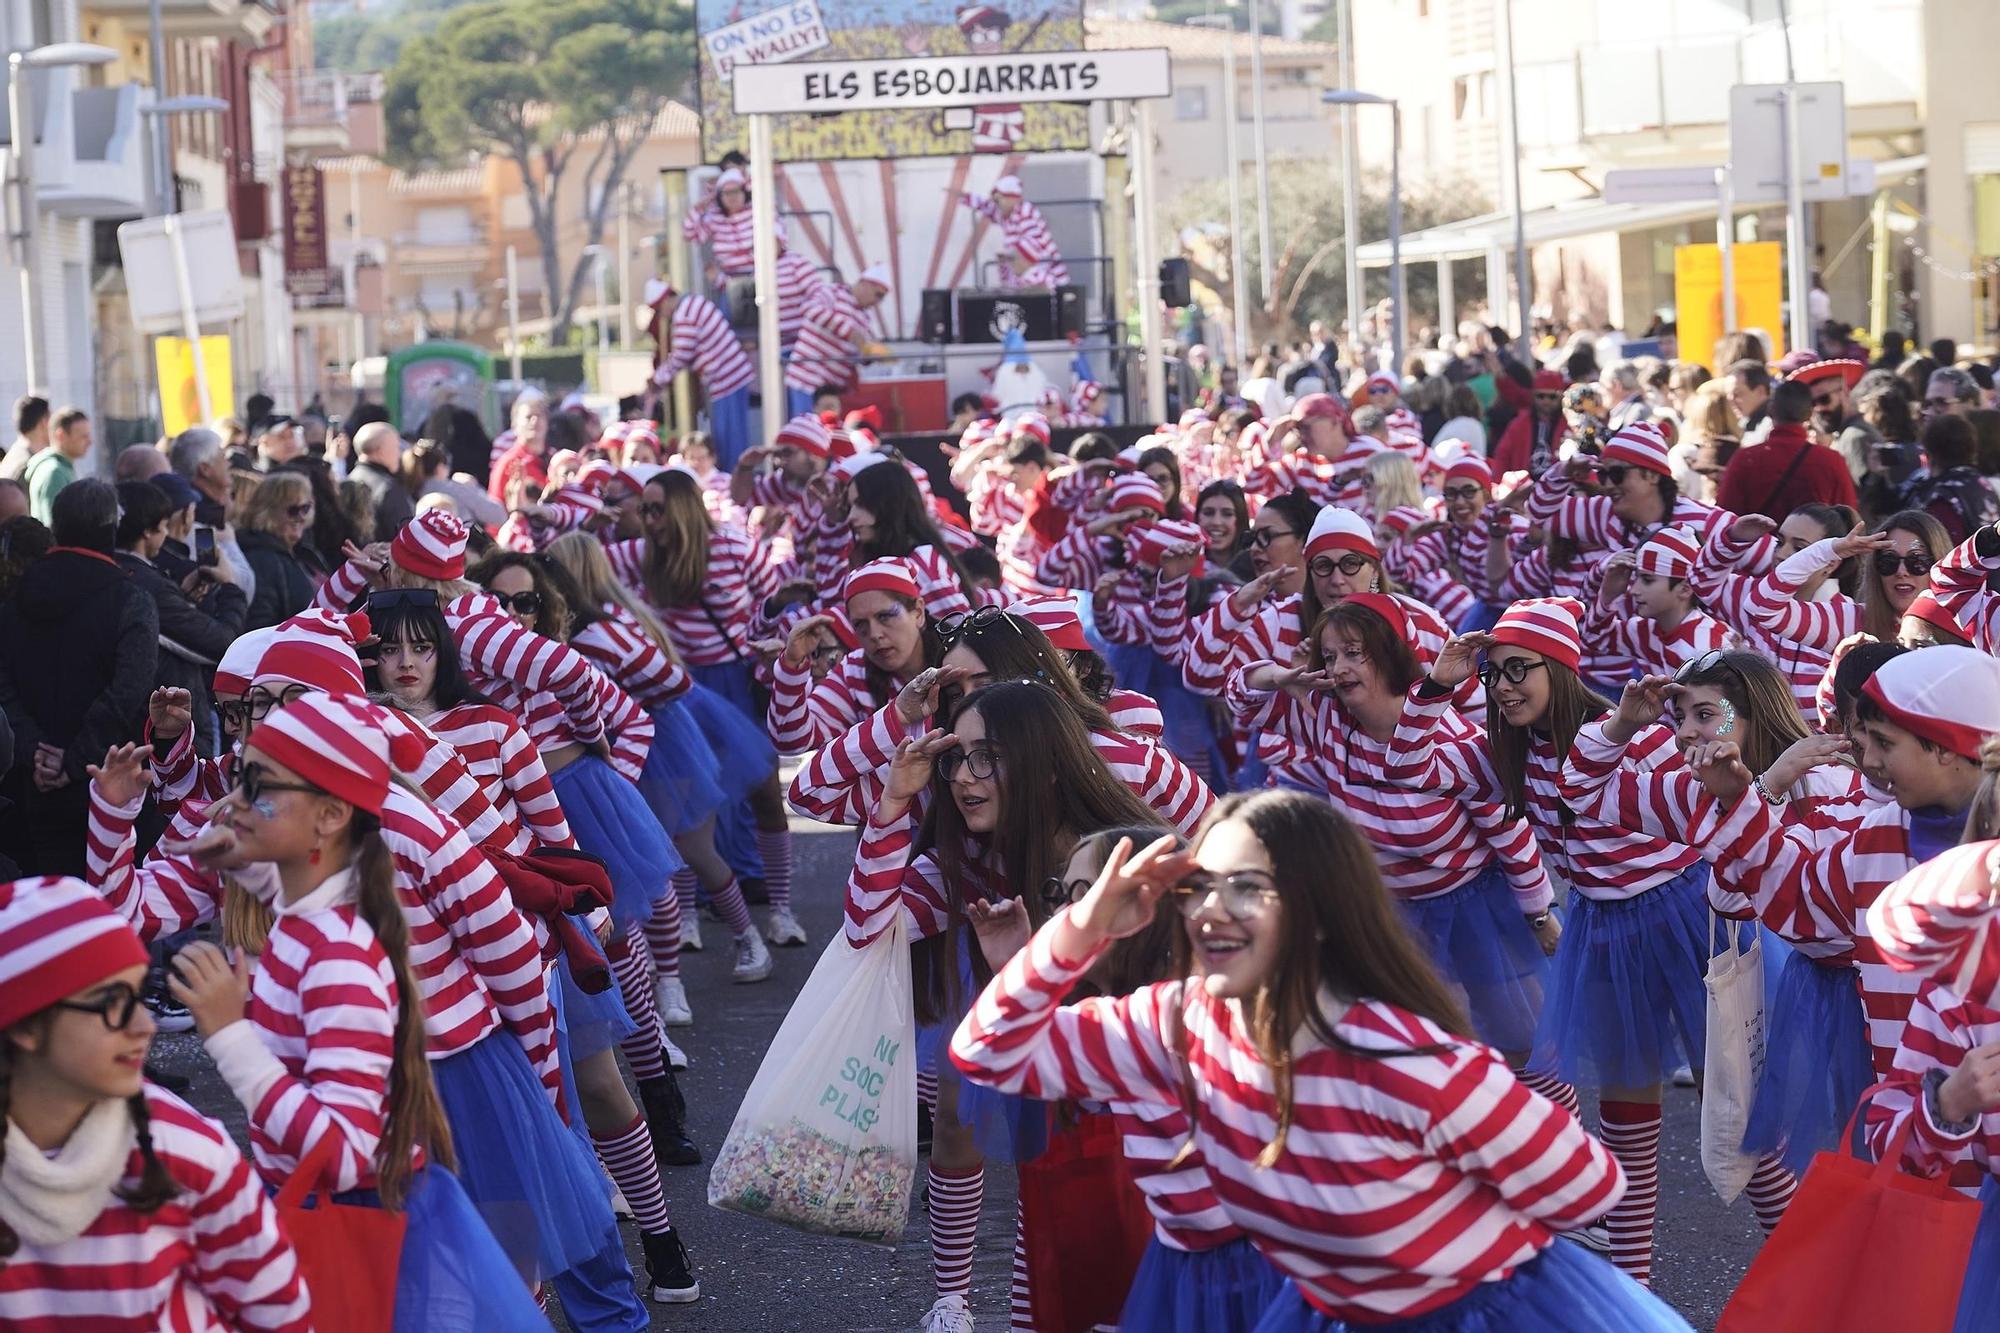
[724,275,758,330]
[920,288,954,343]
[1055,283,1087,338]
[1158,258,1192,309]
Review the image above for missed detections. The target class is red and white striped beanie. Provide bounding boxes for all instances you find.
[842,557,922,606]
[1012,413,1053,445]
[775,414,833,459]
[1010,595,1089,652]
[574,459,620,497]
[1073,380,1103,408]
[1303,506,1379,563]
[1128,518,1206,572]
[1340,590,1411,645]
[1635,525,1700,580]
[247,693,426,817]
[1866,840,2000,1011]
[1491,597,1584,673]
[0,876,150,1029]
[1294,392,1354,433]
[391,509,470,581]
[1602,421,1674,477]
[213,626,280,698]
[1861,645,2000,761]
[626,421,661,450]
[620,463,666,495]
[599,421,630,448]
[252,610,369,697]
[1443,455,1493,489]
[1106,471,1167,517]
[1905,591,1969,641]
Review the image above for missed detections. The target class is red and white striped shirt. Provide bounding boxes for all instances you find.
[570,606,693,712]
[422,701,574,853]
[483,664,653,784]
[1523,463,1763,562]
[1240,449,1364,512]
[1498,544,1635,685]
[0,1086,313,1333]
[1582,602,1732,677]
[786,283,866,394]
[1692,541,1848,721]
[1405,510,1527,607]
[1863,974,2000,1190]
[1231,677,1551,910]
[608,526,782,667]
[775,251,827,345]
[766,651,884,756]
[658,292,754,400]
[1109,1099,1246,1252]
[1928,531,2000,653]
[681,201,786,276]
[1383,688,1700,900]
[948,920,1626,1322]
[87,785,560,1096]
[963,194,1069,288]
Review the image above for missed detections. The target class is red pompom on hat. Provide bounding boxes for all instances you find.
[1444,456,1494,489]
[775,414,834,459]
[0,876,150,1031]
[1601,422,1674,478]
[252,609,370,697]
[246,693,426,817]
[1634,525,1700,580]
[842,557,922,606]
[1491,597,1585,674]
[392,509,470,581]
[1861,645,2000,761]
[1010,595,1089,652]
[1106,471,1167,517]
[1303,506,1379,563]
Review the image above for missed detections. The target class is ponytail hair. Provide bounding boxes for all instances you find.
[351,819,455,1206]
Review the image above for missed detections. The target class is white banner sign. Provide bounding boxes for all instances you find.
[704,0,829,85]
[731,47,1171,115]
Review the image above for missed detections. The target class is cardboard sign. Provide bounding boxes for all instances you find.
[704,0,829,84]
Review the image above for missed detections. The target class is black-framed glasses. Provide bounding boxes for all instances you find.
[55,982,146,1031]
[1442,484,1484,502]
[1171,872,1280,921]
[217,700,252,734]
[936,744,1000,782]
[1601,465,1632,487]
[1873,550,1934,577]
[1247,527,1299,549]
[936,605,1011,646]
[1039,875,1094,913]
[367,587,439,614]
[1479,658,1548,687]
[243,684,306,724]
[492,590,544,617]
[235,760,325,808]
[1308,553,1371,579]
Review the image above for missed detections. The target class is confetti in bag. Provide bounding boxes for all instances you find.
[708,914,918,1244]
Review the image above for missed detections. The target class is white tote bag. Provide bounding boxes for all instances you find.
[708,913,919,1245]
[1700,911,1767,1203]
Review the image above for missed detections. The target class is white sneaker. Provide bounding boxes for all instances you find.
[662,1031,689,1071]
[731,928,773,983]
[654,977,694,1028]
[1670,1063,1696,1087]
[765,906,807,947]
[1561,1222,1612,1253]
[918,1293,974,1333]
[678,915,703,952]
[609,1186,632,1218]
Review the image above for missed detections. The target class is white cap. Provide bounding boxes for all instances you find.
[837,451,896,480]
[642,276,672,308]
[716,167,748,189]
[992,174,1022,196]
[856,263,893,293]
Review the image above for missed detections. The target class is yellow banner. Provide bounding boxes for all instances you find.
[154,335,234,437]
[1675,241,1786,371]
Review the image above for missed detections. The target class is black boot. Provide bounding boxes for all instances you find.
[640,1227,700,1304]
[638,1072,701,1167]
[917,1096,934,1155]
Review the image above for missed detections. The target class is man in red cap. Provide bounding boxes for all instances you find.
[1241,392,1359,509]
[1491,369,1570,476]
[1788,357,1877,482]
[1714,376,1857,521]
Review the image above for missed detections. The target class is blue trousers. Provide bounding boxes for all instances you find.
[710,385,750,470]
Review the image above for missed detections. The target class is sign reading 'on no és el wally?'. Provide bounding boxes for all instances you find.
[704,0,829,84]
[731,47,1171,115]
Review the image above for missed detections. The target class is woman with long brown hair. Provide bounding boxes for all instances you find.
[950,790,1687,1332]
[844,681,1171,1333]
[163,694,546,1329]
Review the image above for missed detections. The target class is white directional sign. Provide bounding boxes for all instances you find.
[730,48,1172,116]
[1729,82,1849,204]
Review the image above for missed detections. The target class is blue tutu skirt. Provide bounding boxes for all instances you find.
[1954,1175,2000,1333]
[1529,862,1715,1089]
[912,934,1051,1163]
[1249,1242,1692,1332]
[1104,639,1229,776]
[638,698,727,836]
[682,667,778,803]
[1455,600,1504,634]
[431,1030,618,1283]
[1120,1235,1287,1333]
[329,1165,547,1333]
[555,950,635,1065]
[550,754,683,933]
[1738,952,1872,1173]
[1400,864,1550,1054]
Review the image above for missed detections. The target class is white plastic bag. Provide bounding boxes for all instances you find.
[708,913,918,1244]
[1700,911,1766,1203]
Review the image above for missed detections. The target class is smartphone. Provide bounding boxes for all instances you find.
[194,527,218,568]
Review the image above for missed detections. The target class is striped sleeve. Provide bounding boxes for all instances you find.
[787,697,909,826]
[1378,687,1507,806]
[1862,982,1983,1179]
[166,1095,315,1331]
[844,800,953,946]
[451,598,609,745]
[1741,538,1863,648]
[494,719,573,848]
[1182,594,1273,696]
[87,787,220,941]
[1146,573,1192,663]
[1930,531,2000,654]
[313,556,371,614]
[767,655,869,755]
[1035,525,1105,590]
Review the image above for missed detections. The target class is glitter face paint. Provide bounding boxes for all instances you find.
[1715,700,1737,737]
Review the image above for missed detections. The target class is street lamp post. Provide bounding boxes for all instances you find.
[7,42,116,394]
[1322,90,1402,367]
[139,94,226,215]
[581,243,609,366]
[1188,15,1249,363]
[1246,0,1274,303]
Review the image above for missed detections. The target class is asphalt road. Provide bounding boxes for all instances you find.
[156,809,1766,1332]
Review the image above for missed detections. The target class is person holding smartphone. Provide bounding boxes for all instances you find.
[113,482,244,761]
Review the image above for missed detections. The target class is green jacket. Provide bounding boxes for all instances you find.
[23,449,73,525]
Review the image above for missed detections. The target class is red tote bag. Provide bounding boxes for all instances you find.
[1717,1085,1981,1333]
[274,1133,408,1333]
[1017,1112,1155,1333]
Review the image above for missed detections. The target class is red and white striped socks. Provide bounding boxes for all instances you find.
[1598,1100,1662,1286]
[611,925,670,1082]
[1010,1203,1034,1331]
[593,1116,672,1233]
[928,1163,983,1300]
[643,892,683,979]
[1514,1068,1581,1119]
[1744,1155,1797,1235]
[672,867,755,936]
[918,1064,939,1113]
[755,828,794,910]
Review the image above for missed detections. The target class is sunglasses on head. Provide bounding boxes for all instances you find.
[935,604,1012,646]
[1675,648,1732,682]
[1478,657,1547,687]
[367,587,439,614]
[492,590,544,617]
[1873,550,1934,577]
[56,982,147,1031]
[1247,527,1299,549]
